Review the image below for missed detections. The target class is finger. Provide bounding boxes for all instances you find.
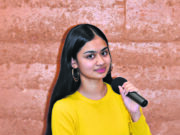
[122,82,139,93]
[118,86,126,97]
[122,83,132,95]
[122,82,128,89]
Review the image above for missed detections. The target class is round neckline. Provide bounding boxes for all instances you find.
[75,83,111,104]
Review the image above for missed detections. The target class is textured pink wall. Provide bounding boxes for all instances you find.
[0,0,180,135]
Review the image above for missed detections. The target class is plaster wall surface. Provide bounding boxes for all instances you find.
[0,0,180,135]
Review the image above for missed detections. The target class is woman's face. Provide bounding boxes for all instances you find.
[71,35,111,81]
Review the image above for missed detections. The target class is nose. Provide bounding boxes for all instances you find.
[96,54,105,65]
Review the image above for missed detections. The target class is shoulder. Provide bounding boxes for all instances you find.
[52,97,74,113]
[51,97,78,133]
[52,97,78,122]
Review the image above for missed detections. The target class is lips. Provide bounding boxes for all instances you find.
[95,67,106,73]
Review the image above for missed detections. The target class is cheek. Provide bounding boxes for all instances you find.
[105,56,111,65]
[78,60,94,71]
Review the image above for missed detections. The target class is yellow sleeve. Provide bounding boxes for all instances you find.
[129,109,152,135]
[51,100,77,135]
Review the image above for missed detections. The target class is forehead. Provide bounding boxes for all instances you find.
[80,36,108,52]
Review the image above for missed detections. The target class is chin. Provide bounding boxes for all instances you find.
[95,73,107,79]
[82,72,108,80]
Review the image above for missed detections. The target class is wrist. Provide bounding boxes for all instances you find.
[130,110,141,122]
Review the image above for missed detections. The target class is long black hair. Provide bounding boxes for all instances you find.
[45,24,113,135]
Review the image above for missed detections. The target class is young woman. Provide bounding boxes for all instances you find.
[45,24,151,135]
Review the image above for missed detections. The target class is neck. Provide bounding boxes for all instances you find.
[78,79,107,100]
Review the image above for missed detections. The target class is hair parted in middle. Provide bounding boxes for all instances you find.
[45,24,113,135]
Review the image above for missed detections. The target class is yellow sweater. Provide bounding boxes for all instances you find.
[52,83,151,135]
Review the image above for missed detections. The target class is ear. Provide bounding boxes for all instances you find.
[71,58,78,69]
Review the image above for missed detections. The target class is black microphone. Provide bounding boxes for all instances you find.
[111,77,148,107]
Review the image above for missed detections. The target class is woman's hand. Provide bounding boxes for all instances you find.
[118,82,141,122]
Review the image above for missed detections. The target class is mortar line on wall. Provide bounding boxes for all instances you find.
[109,40,178,43]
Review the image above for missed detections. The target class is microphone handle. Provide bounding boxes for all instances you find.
[127,92,148,107]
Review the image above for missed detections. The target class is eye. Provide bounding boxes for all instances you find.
[101,50,109,56]
[86,54,95,59]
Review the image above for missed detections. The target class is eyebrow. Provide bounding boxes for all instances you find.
[83,47,108,54]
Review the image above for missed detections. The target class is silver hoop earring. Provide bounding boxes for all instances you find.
[72,68,80,82]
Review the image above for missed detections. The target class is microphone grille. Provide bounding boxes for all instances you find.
[111,77,127,94]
